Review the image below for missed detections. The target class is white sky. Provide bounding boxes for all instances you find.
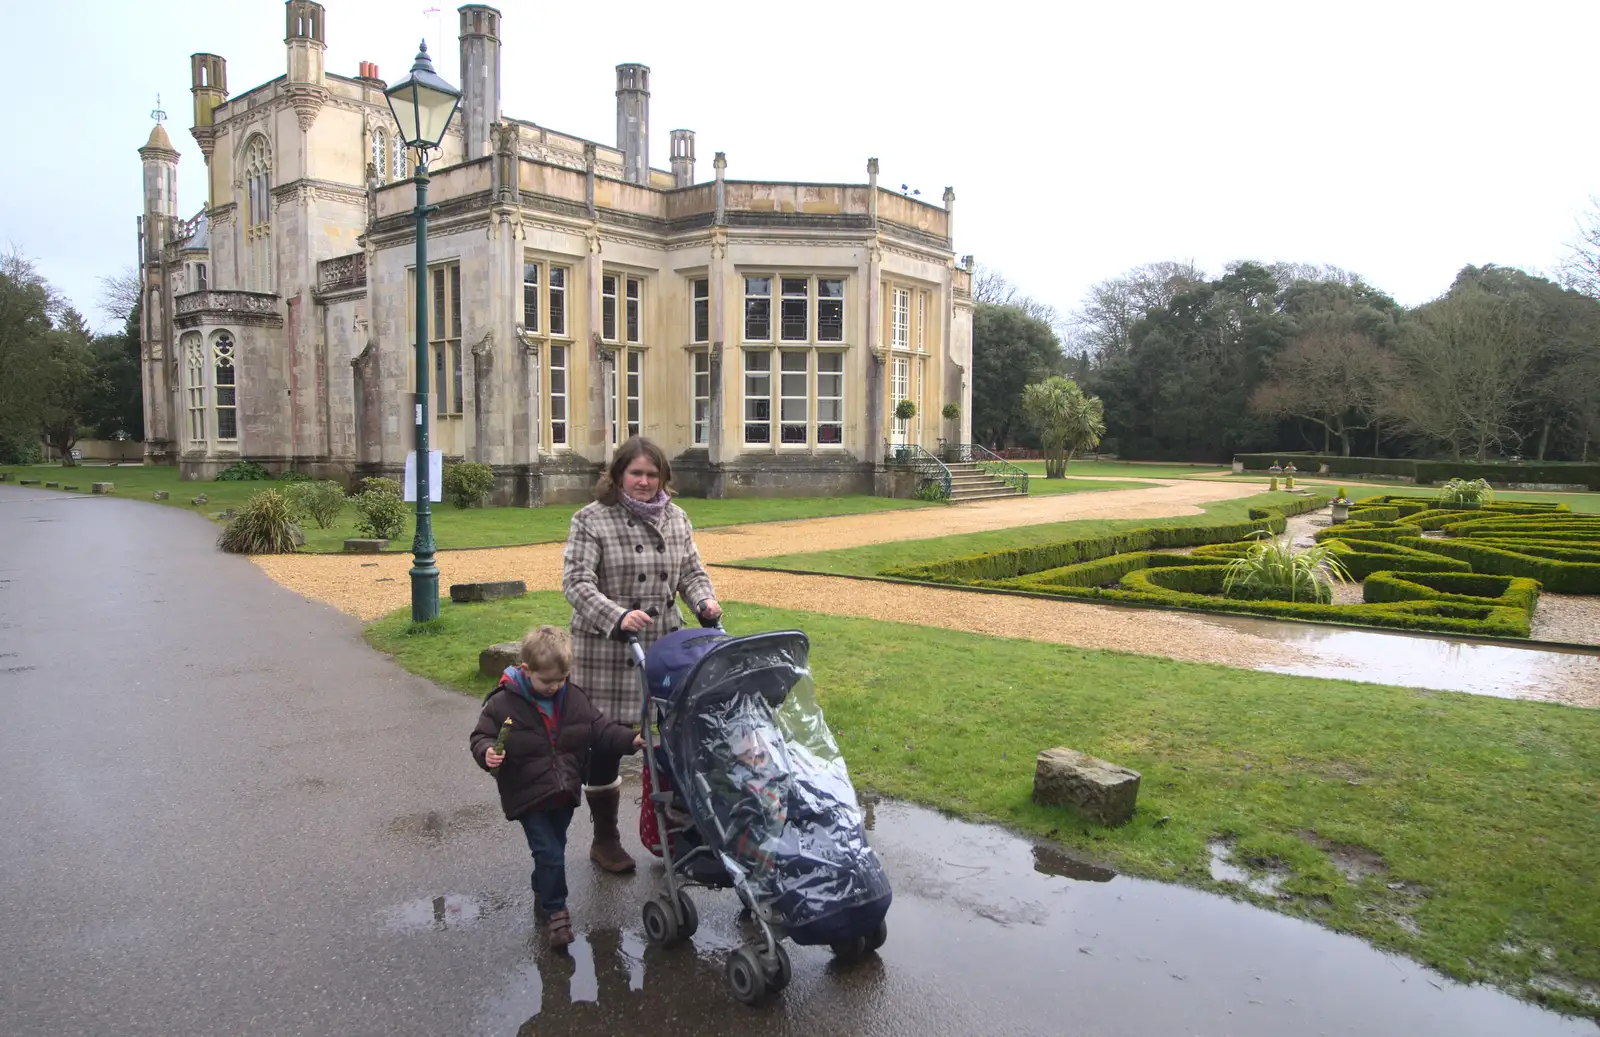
[11,0,1599,333]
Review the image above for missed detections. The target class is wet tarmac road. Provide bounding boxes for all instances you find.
[1,485,1593,1036]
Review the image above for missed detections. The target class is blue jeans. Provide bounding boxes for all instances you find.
[519,806,574,913]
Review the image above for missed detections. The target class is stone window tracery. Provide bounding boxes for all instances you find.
[243,135,273,292]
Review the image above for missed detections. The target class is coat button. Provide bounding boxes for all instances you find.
[638,574,646,582]
[626,658,635,668]
[635,544,643,553]
[657,545,665,553]
[659,572,668,580]
[627,520,635,527]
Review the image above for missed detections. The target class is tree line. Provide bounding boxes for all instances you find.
[0,255,143,465]
[971,207,1600,465]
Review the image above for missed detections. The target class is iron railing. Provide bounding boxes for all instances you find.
[946,443,1030,496]
[889,442,952,501]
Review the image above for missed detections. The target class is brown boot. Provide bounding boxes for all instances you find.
[585,780,637,873]
[546,908,573,948]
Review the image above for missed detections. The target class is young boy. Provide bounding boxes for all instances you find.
[470,626,643,948]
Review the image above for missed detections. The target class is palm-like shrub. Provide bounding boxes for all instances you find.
[1437,477,1494,506]
[1222,533,1350,603]
[217,489,300,554]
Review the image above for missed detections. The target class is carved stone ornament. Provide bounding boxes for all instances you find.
[288,86,326,132]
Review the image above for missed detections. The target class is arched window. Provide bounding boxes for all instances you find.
[183,333,206,443]
[370,128,388,181]
[243,136,273,292]
[392,135,410,181]
[212,332,238,441]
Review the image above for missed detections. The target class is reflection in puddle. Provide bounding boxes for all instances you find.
[381,891,514,933]
[1207,839,1287,898]
[1195,614,1600,702]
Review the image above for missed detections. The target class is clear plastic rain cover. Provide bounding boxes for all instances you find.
[662,633,890,931]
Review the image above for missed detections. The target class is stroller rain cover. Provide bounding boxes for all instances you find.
[651,630,891,943]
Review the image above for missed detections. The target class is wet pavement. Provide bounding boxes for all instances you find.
[1,484,1594,1037]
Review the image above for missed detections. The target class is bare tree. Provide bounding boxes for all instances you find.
[1070,261,1203,361]
[1250,320,1393,455]
[1558,196,1600,299]
[1392,288,1533,462]
[99,267,142,325]
[971,262,1066,333]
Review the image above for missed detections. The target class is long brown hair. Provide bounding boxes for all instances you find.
[594,436,673,505]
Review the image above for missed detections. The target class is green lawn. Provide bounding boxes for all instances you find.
[1015,460,1230,480]
[735,491,1316,575]
[1018,477,1148,496]
[367,592,1600,1019]
[0,464,932,551]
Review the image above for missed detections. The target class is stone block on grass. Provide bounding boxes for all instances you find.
[152,491,169,501]
[1033,747,1141,826]
[20,479,39,486]
[45,482,59,488]
[479,642,521,678]
[343,538,389,553]
[91,482,114,494]
[451,580,528,604]
[63,485,79,491]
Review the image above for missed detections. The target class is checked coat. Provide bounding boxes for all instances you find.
[562,500,717,720]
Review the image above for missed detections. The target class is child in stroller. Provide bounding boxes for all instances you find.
[629,625,891,1006]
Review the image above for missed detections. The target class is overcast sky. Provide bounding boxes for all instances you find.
[11,0,1599,333]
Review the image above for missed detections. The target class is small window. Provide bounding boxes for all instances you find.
[549,266,567,336]
[743,350,771,444]
[602,274,618,342]
[185,334,206,443]
[779,350,808,445]
[744,276,771,341]
[625,349,642,438]
[196,263,208,291]
[549,344,567,445]
[692,350,710,445]
[692,278,709,344]
[818,278,843,342]
[522,262,539,333]
[817,352,843,445]
[780,277,808,341]
[371,129,388,181]
[626,277,642,344]
[892,287,911,351]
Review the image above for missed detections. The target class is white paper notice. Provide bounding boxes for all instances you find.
[403,449,443,502]
[415,403,423,424]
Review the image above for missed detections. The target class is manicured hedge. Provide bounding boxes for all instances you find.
[1398,537,1600,595]
[1363,571,1541,621]
[1233,455,1600,488]
[1322,538,1473,580]
[1124,564,1335,604]
[1314,520,1417,545]
[1027,552,1213,589]
[885,496,1330,584]
[1346,506,1401,522]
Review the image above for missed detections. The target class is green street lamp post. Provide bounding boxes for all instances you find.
[386,41,461,623]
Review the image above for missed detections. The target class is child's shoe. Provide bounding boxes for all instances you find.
[546,909,574,948]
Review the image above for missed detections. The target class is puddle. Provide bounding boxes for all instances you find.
[463,802,1593,1036]
[1208,838,1289,898]
[382,891,516,933]
[387,802,502,843]
[1195,614,1600,702]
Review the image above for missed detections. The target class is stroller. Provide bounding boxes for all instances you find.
[625,621,892,1005]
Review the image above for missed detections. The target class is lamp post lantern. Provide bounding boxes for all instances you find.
[386,40,461,623]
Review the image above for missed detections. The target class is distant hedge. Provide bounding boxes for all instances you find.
[1233,454,1600,489]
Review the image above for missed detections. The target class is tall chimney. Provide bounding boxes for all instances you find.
[458,5,502,160]
[670,129,695,188]
[615,63,650,185]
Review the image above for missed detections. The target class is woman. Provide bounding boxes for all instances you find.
[562,436,722,872]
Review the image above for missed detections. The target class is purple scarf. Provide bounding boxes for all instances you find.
[618,489,670,526]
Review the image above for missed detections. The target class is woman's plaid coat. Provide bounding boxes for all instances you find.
[561,500,717,721]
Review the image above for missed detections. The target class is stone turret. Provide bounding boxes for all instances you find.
[670,129,695,188]
[458,6,502,160]
[615,63,650,186]
[189,53,227,176]
[285,0,327,130]
[139,116,180,266]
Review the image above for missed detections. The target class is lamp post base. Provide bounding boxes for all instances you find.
[410,555,440,623]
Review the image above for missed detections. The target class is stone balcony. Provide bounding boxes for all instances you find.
[173,289,284,329]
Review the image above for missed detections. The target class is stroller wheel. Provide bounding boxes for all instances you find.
[726,946,770,1006]
[675,890,699,940]
[829,936,868,963]
[865,919,888,953]
[642,895,682,947]
[761,942,792,993]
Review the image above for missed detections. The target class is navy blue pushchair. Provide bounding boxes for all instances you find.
[625,623,891,1005]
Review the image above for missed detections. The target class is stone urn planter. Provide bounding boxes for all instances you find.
[1330,500,1351,523]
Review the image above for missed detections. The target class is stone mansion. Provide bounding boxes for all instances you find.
[138,1,975,501]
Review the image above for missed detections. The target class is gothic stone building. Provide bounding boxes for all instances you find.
[139,1,975,501]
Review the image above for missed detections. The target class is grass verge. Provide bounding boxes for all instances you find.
[366,592,1600,1018]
